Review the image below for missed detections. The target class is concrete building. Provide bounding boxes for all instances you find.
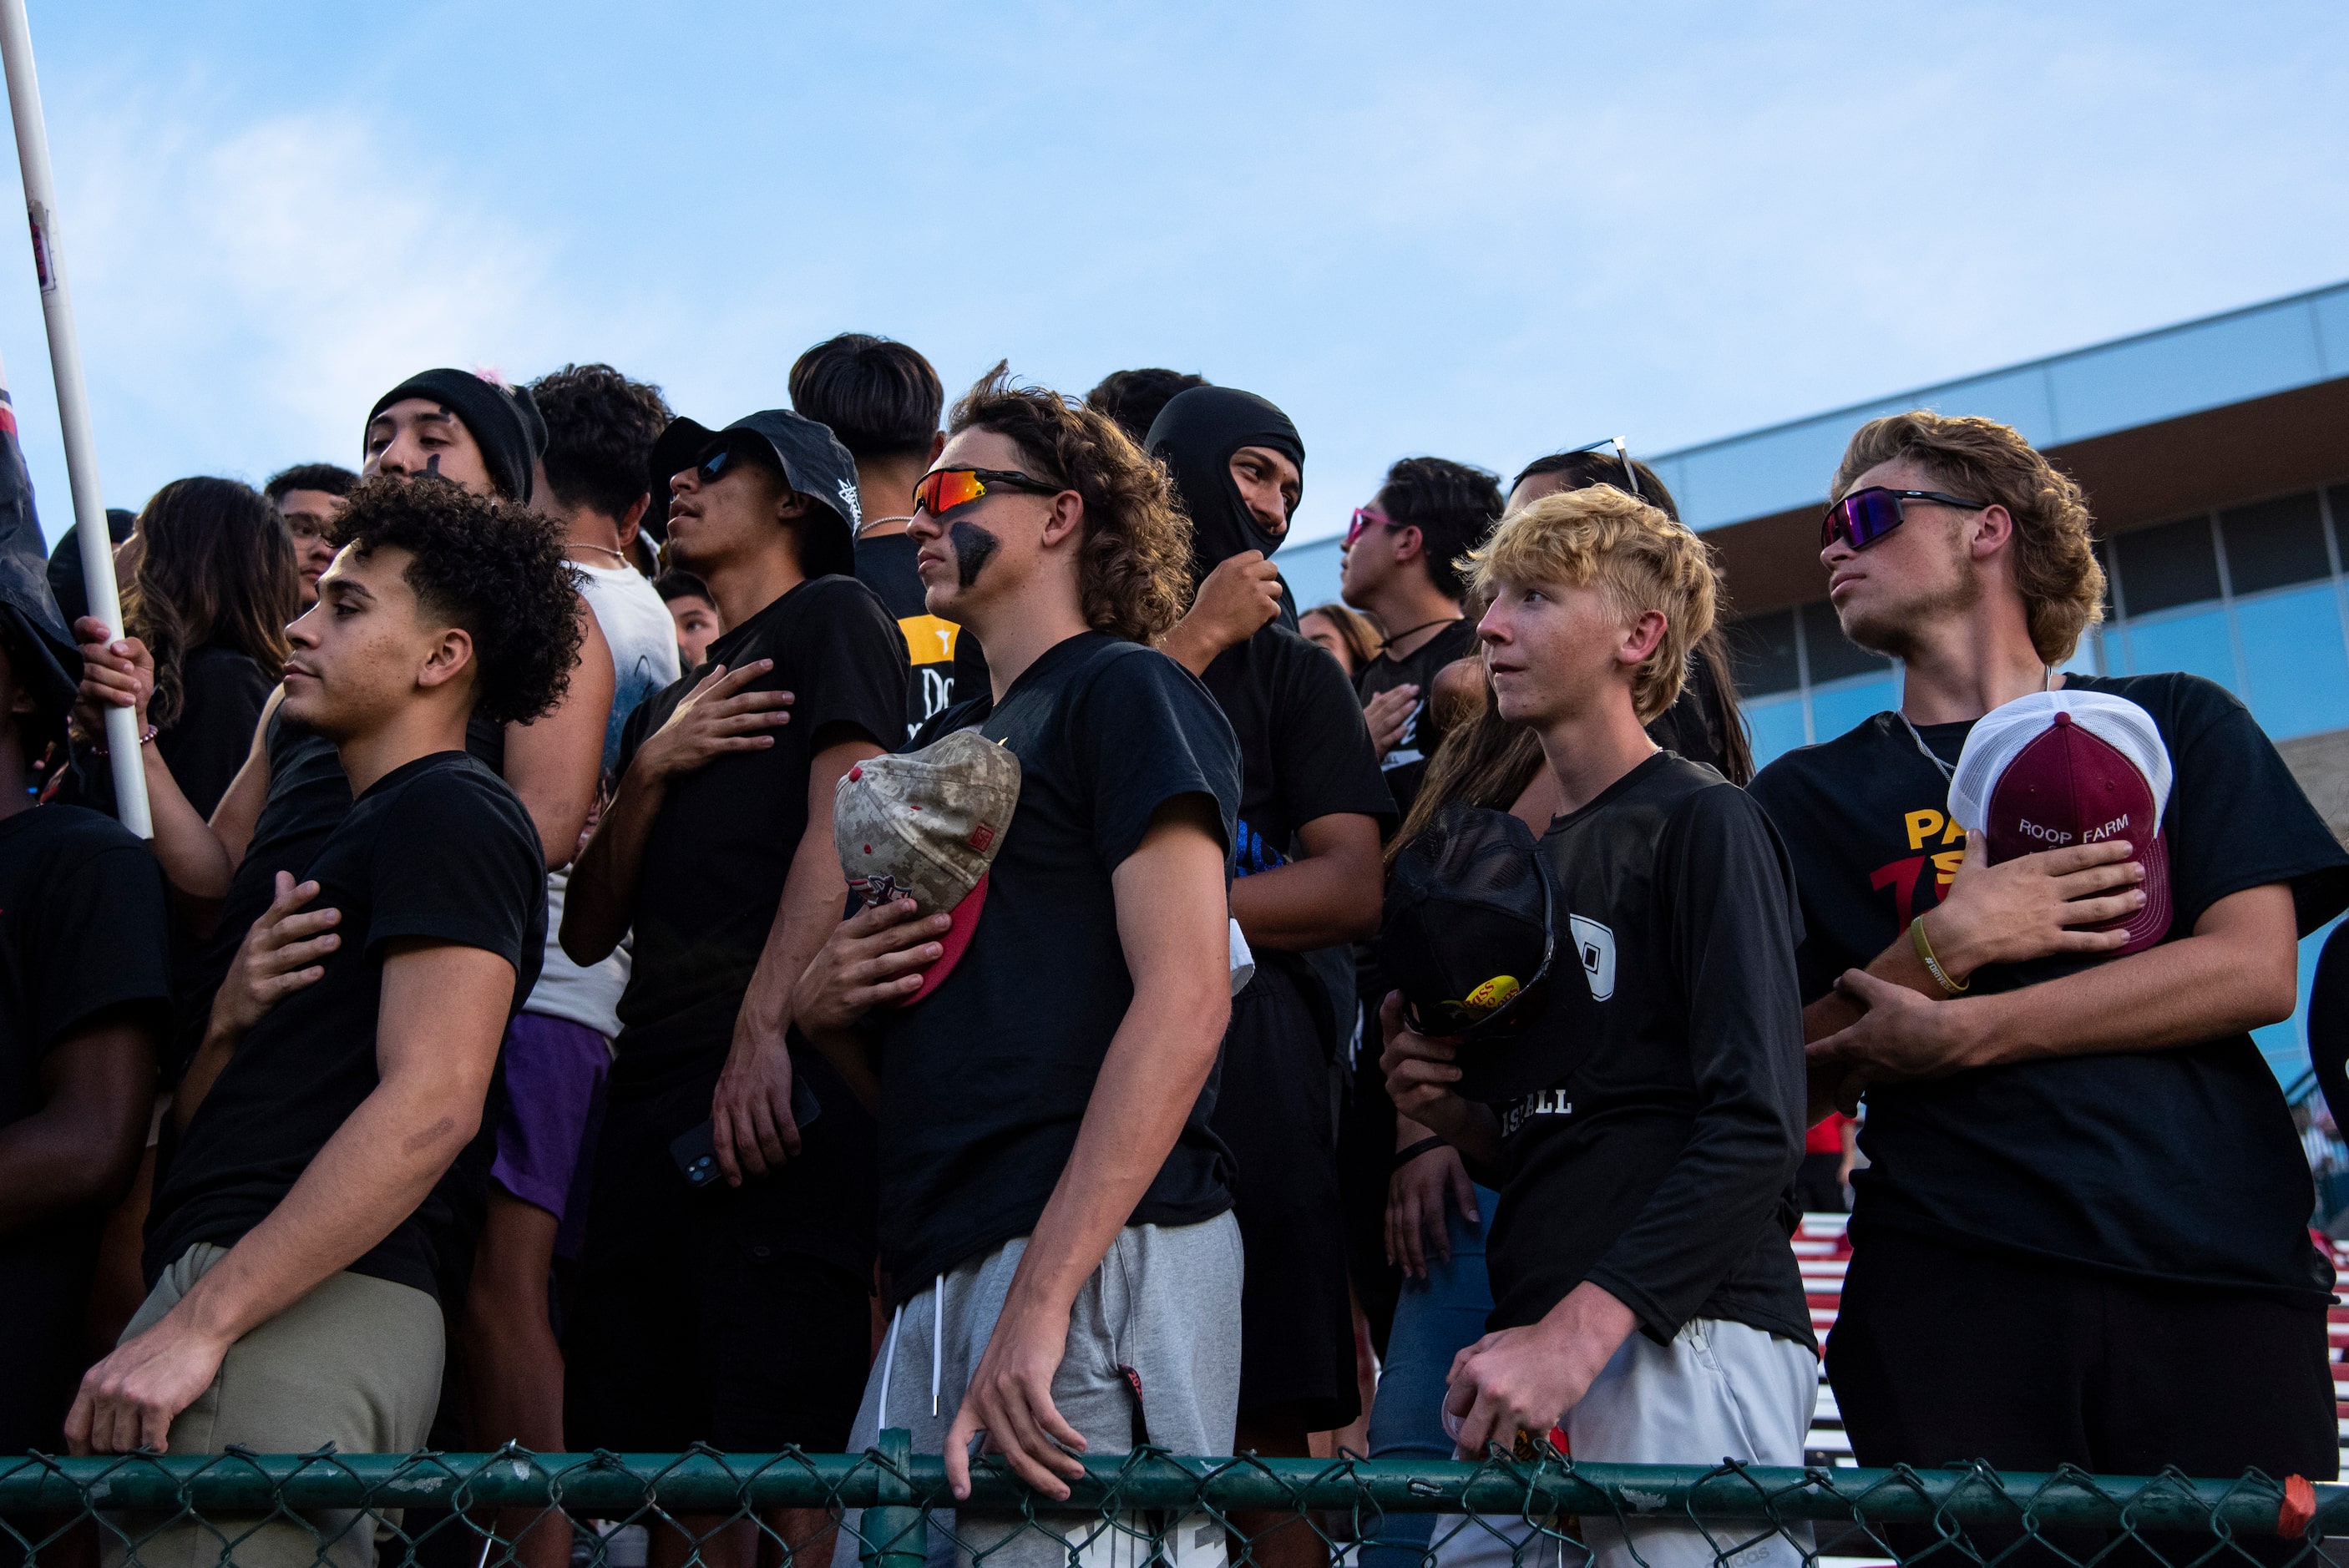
[1280,279,2349,1082]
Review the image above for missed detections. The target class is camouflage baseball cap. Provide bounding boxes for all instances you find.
[835,728,1021,1006]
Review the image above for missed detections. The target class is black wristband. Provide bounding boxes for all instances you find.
[1391,1135,1448,1171]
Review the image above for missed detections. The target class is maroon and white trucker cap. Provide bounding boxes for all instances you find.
[835,729,1021,1006]
[1947,690,2174,956]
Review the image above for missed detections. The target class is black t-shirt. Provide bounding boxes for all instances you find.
[0,806,171,1450]
[166,711,505,1083]
[1202,625,1395,1045]
[612,574,907,1088]
[1482,752,1812,1348]
[855,533,990,744]
[64,645,274,822]
[871,632,1242,1295]
[146,752,545,1298]
[1354,618,1480,818]
[1748,673,2349,1305]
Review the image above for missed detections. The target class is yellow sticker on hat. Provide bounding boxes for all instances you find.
[1462,974,1520,1017]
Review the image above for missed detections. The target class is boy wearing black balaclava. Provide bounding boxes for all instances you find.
[1145,387,1393,1524]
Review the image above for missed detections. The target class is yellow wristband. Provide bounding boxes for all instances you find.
[1910,914,1968,995]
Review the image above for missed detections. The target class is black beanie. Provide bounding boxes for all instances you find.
[367,369,549,504]
[1146,387,1305,583]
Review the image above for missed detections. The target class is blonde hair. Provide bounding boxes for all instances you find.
[1466,484,1715,723]
[1832,411,2104,664]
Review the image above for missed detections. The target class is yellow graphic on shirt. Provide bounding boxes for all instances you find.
[1904,807,1969,889]
[1871,806,1971,928]
[897,615,961,666]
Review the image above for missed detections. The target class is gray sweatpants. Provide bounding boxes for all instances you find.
[834,1215,1243,1568]
[1432,1318,1819,1568]
[101,1242,444,1568]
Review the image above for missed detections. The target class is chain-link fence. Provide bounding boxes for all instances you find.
[0,1431,2337,1568]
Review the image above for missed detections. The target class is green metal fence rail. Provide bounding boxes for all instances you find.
[0,1430,2341,1566]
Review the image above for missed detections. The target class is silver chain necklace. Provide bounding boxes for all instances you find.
[1898,712,1957,782]
[1899,665,2053,783]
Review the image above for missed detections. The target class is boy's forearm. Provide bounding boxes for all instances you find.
[1228,857,1378,950]
[737,737,885,1046]
[162,1076,482,1347]
[737,832,855,1046]
[173,1016,241,1134]
[1915,883,2297,1073]
[560,766,662,964]
[142,744,236,904]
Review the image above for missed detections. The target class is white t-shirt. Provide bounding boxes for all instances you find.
[524,559,682,1036]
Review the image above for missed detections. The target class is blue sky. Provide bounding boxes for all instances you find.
[0,1,2343,549]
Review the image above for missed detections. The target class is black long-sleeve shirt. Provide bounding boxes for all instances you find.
[1482,751,1814,1349]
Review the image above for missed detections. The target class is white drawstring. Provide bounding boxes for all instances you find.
[878,1302,905,1432]
[931,1272,945,1416]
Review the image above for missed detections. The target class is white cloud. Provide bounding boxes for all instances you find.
[1,91,556,531]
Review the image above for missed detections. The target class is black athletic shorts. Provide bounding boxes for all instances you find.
[564,1074,871,1453]
[1828,1227,2336,1563]
[1209,963,1359,1430]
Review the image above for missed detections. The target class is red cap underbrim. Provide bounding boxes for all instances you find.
[890,871,989,1008]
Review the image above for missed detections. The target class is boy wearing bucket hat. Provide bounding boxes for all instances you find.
[557,407,907,1556]
[795,367,1242,1568]
[1749,412,2349,1495]
[1380,484,1813,1568]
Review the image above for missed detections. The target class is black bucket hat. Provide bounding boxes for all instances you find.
[1377,803,1555,1055]
[645,410,862,579]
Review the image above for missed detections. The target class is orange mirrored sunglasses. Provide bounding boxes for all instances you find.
[910,467,1060,518]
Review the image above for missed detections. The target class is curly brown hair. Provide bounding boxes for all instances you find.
[329,477,582,725]
[947,363,1191,644]
[1832,412,2104,664]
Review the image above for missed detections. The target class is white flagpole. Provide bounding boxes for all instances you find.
[0,0,148,834]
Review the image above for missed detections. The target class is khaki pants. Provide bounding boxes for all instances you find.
[101,1242,443,1568]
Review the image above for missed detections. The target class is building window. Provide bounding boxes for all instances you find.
[2115,515,2220,615]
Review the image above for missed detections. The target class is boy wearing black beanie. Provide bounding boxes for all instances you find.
[366,367,549,504]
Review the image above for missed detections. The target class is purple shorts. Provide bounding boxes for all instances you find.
[493,1014,610,1239]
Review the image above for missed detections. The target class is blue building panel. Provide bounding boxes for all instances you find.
[1650,281,2349,535]
[2043,299,2328,445]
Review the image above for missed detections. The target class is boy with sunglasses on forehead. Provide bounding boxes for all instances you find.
[559,410,908,1563]
[1339,457,1505,818]
[795,368,1243,1568]
[1748,412,2349,1506]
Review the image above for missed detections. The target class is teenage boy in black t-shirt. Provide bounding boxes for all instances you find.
[791,332,990,739]
[1340,457,1502,817]
[70,485,567,1539]
[1383,485,1814,1568]
[560,408,904,1559]
[1747,412,2349,1495]
[796,369,1242,1565]
[0,583,171,1454]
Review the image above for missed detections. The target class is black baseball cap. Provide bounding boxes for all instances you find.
[1378,804,1555,1055]
[646,409,863,579]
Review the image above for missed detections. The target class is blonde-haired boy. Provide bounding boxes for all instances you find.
[1384,485,1815,1568]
